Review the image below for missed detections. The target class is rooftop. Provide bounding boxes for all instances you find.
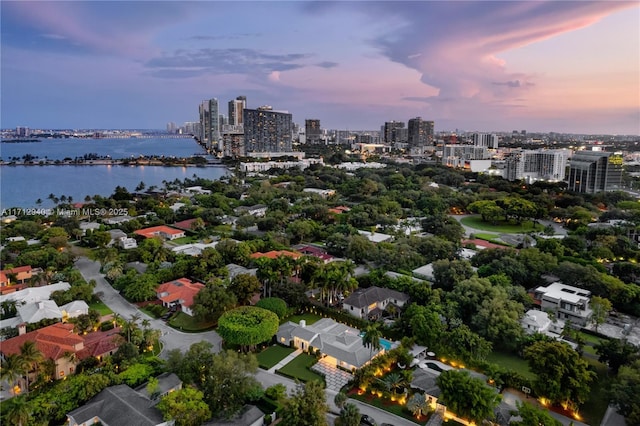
[535,282,591,304]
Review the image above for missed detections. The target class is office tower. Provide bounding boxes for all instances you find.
[228,96,247,126]
[166,122,177,134]
[407,117,434,146]
[472,133,499,149]
[305,119,322,144]
[504,149,568,182]
[567,151,623,193]
[199,98,221,151]
[383,121,406,144]
[243,106,293,153]
[16,126,29,137]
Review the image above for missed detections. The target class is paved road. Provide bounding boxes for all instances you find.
[74,257,222,357]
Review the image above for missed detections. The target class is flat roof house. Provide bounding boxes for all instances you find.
[532,282,592,326]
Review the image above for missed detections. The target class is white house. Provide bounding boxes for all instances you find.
[118,237,138,249]
[276,318,383,370]
[303,188,336,199]
[532,282,592,326]
[357,230,393,244]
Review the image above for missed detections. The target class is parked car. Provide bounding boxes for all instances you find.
[360,415,377,426]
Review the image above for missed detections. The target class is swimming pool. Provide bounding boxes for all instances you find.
[379,338,394,351]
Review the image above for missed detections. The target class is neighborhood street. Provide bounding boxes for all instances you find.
[75,256,420,426]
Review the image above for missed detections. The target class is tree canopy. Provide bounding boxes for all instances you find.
[217,306,279,352]
[436,370,501,424]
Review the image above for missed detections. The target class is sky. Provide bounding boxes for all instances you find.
[1,1,639,135]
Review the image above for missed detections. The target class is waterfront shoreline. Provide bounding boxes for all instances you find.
[0,160,226,167]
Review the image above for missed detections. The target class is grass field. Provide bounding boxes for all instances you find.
[88,301,113,316]
[257,345,296,369]
[169,312,215,332]
[485,351,536,380]
[282,313,322,326]
[277,353,324,383]
[581,358,610,426]
[461,216,543,233]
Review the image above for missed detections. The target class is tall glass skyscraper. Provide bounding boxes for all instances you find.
[243,106,293,153]
[199,98,220,151]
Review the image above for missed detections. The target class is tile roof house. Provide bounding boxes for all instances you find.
[0,281,70,305]
[294,245,334,263]
[276,318,383,370]
[1,323,122,380]
[66,384,170,426]
[156,278,205,316]
[134,225,185,240]
[0,265,34,293]
[135,372,183,406]
[249,250,302,260]
[342,286,409,320]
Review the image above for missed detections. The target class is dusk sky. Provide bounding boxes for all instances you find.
[2,1,639,134]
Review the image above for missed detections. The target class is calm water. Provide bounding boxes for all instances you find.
[0,138,229,209]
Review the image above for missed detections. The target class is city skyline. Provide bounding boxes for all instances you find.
[1,1,638,135]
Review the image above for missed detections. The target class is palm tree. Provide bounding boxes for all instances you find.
[1,353,27,395]
[141,318,151,330]
[20,341,44,393]
[4,395,33,426]
[336,402,360,426]
[362,323,383,360]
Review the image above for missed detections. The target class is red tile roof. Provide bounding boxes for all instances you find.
[1,323,83,361]
[156,278,205,309]
[78,328,123,359]
[134,225,185,239]
[173,218,197,230]
[249,250,303,260]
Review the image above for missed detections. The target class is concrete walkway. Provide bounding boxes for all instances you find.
[268,348,302,373]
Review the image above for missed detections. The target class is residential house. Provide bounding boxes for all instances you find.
[294,245,334,263]
[532,282,592,326]
[185,185,211,195]
[303,188,336,198]
[1,299,89,331]
[1,323,122,380]
[276,318,383,370]
[102,215,135,225]
[119,236,138,249]
[66,384,172,426]
[226,264,258,280]
[79,221,101,235]
[0,281,70,305]
[249,250,302,261]
[0,265,34,290]
[108,229,127,244]
[203,405,265,426]
[521,309,565,338]
[135,372,183,405]
[342,286,409,320]
[156,278,205,316]
[134,225,186,240]
[357,230,393,243]
[171,242,218,257]
[328,206,351,215]
[234,204,268,217]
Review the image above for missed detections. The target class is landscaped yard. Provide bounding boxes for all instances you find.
[276,353,324,383]
[282,312,322,326]
[256,345,296,369]
[461,216,543,233]
[581,358,610,426]
[169,236,198,245]
[486,351,536,381]
[88,301,113,316]
[168,312,215,332]
[349,391,424,425]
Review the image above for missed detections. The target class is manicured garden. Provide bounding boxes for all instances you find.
[461,216,543,233]
[276,353,324,383]
[168,312,215,332]
[349,390,424,425]
[256,345,296,369]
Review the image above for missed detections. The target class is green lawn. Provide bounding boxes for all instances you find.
[282,313,322,326]
[169,236,198,245]
[461,215,543,234]
[257,345,296,369]
[168,312,215,332]
[277,353,324,383]
[577,331,608,346]
[486,351,536,381]
[88,301,113,316]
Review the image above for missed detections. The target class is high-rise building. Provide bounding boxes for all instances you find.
[383,121,406,144]
[243,106,293,153]
[472,133,499,149]
[228,96,246,126]
[166,122,177,134]
[407,117,434,147]
[199,98,221,151]
[504,149,568,182]
[567,151,623,193]
[305,119,322,144]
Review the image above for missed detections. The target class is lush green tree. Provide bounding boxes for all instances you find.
[335,403,361,426]
[255,297,288,319]
[610,359,640,425]
[362,322,383,359]
[122,273,158,302]
[432,259,475,291]
[468,200,504,224]
[406,393,430,417]
[590,296,612,332]
[280,380,329,426]
[443,324,492,363]
[228,273,262,305]
[511,401,562,426]
[334,391,348,409]
[0,353,27,395]
[3,395,33,426]
[436,370,501,423]
[19,340,43,393]
[404,303,445,349]
[217,306,279,352]
[595,339,639,373]
[157,386,212,426]
[118,363,155,387]
[524,341,595,407]
[265,383,288,401]
[192,282,237,323]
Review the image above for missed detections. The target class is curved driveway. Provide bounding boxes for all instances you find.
[74,257,222,358]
